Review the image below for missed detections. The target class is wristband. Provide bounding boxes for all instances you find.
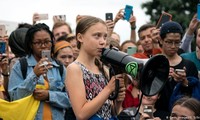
[2,73,9,77]
[131,26,136,30]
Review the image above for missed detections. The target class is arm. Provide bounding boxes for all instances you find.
[112,80,126,115]
[32,13,39,25]
[48,67,71,109]
[106,20,115,37]
[129,14,137,42]
[180,14,199,52]
[65,63,117,120]
[151,27,161,49]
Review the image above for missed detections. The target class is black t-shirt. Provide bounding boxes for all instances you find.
[155,58,198,112]
[154,110,170,120]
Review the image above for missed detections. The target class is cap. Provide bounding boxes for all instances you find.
[160,21,183,38]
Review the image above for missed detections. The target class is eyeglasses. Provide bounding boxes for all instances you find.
[164,41,182,47]
[32,41,52,47]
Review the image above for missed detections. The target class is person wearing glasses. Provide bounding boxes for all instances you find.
[155,21,199,113]
[8,23,71,120]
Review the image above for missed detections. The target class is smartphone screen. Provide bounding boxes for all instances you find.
[127,46,137,55]
[124,5,133,21]
[0,25,6,37]
[156,12,172,28]
[105,13,113,21]
[38,14,49,20]
[41,50,51,60]
[0,41,6,54]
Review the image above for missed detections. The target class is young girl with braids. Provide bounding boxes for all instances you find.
[65,16,126,120]
[8,23,71,120]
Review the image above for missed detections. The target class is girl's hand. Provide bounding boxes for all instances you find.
[34,58,53,77]
[107,74,124,93]
[33,89,49,101]
[114,8,124,24]
[116,76,126,102]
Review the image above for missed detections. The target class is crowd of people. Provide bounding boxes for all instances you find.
[0,7,200,120]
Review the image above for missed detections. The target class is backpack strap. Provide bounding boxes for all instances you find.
[19,57,28,80]
[54,59,64,77]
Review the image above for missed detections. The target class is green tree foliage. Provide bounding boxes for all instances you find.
[141,0,198,31]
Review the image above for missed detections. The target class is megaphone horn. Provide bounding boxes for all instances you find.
[100,48,169,96]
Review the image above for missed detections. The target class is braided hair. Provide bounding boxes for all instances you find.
[24,23,54,56]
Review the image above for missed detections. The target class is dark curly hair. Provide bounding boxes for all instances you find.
[24,23,54,56]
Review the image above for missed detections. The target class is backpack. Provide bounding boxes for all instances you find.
[19,57,64,79]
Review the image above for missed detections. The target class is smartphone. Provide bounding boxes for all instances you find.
[175,69,185,74]
[197,3,200,21]
[143,105,153,119]
[0,25,6,37]
[156,12,172,28]
[0,53,7,62]
[105,13,113,21]
[41,50,51,60]
[0,41,6,54]
[124,5,133,21]
[38,14,49,20]
[54,15,66,21]
[127,46,137,55]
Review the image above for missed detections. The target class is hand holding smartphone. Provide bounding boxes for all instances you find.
[143,105,153,119]
[53,15,66,21]
[124,5,133,21]
[156,12,172,28]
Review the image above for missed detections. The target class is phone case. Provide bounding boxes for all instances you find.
[175,69,185,73]
[39,14,49,20]
[127,46,137,55]
[42,50,51,60]
[143,105,153,118]
[105,13,113,21]
[0,41,6,54]
[198,4,200,21]
[124,5,133,21]
[156,12,172,28]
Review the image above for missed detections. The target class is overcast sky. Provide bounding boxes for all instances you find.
[0,0,151,44]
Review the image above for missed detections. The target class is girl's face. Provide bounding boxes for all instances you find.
[70,38,79,59]
[56,47,74,67]
[77,22,107,57]
[31,30,52,60]
[170,105,195,120]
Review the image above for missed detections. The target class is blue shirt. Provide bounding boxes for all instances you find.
[8,55,71,120]
[181,51,200,71]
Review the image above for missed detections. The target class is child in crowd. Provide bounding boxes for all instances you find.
[65,16,126,120]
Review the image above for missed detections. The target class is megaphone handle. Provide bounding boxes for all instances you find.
[108,79,119,100]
